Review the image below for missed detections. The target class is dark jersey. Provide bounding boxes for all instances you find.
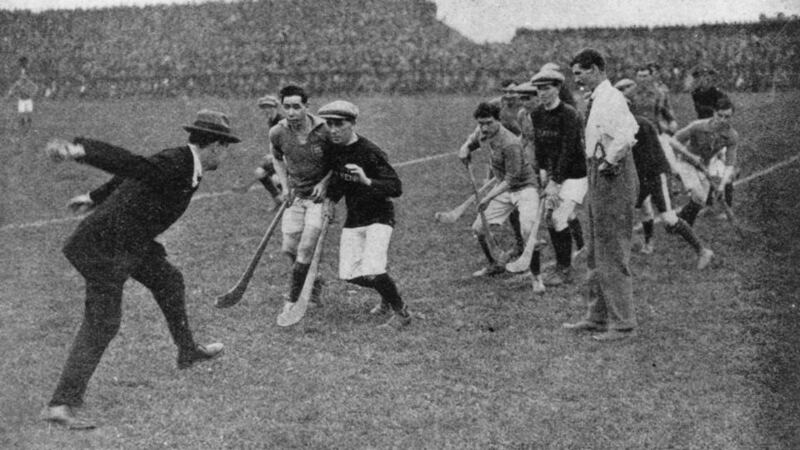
[691,86,726,119]
[326,135,402,228]
[631,116,671,181]
[531,102,587,184]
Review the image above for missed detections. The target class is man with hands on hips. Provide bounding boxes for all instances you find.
[41,109,237,429]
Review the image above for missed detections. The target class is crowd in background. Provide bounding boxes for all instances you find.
[1,0,797,99]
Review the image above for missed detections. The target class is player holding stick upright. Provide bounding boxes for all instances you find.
[458,102,540,280]
[271,85,331,321]
[318,100,411,330]
[527,68,588,288]
[672,96,739,228]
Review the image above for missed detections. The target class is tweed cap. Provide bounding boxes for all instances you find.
[530,68,565,86]
[318,100,359,121]
[540,62,562,72]
[513,81,538,94]
[183,109,240,143]
[613,78,636,90]
[257,95,279,108]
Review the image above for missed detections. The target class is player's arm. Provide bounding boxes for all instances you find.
[269,128,291,199]
[351,150,402,198]
[667,134,703,168]
[457,127,481,162]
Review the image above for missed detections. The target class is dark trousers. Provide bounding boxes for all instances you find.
[49,240,195,407]
[584,156,638,330]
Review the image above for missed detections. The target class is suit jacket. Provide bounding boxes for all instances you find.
[65,138,198,258]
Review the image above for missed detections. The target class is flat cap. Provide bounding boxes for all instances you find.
[318,100,359,121]
[540,62,562,72]
[530,68,565,86]
[512,81,538,94]
[257,95,279,108]
[613,78,636,90]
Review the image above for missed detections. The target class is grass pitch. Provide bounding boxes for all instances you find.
[1,92,798,449]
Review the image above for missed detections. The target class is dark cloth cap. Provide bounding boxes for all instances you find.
[183,109,240,143]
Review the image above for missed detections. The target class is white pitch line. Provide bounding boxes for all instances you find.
[733,152,800,187]
[3,150,795,232]
[0,151,456,232]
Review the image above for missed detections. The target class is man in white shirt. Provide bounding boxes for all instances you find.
[563,49,640,342]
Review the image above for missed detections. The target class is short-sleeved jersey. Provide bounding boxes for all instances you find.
[326,135,402,228]
[531,101,587,184]
[269,114,330,196]
[675,118,739,166]
[691,86,726,119]
[631,116,671,181]
[467,125,536,191]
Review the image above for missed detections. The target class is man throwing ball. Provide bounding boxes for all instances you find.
[41,109,237,429]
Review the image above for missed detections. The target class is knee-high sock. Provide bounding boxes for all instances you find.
[724,183,733,207]
[549,227,573,268]
[678,200,703,226]
[371,273,405,312]
[642,219,655,244]
[289,263,310,303]
[530,249,541,276]
[667,219,703,253]
[568,218,584,250]
[477,234,496,264]
[509,210,524,252]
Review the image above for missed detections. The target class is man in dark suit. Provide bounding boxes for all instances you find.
[41,109,240,430]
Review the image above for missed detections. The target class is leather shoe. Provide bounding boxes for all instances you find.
[562,320,607,332]
[592,329,637,342]
[178,343,224,370]
[41,405,95,430]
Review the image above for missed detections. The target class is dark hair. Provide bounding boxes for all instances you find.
[279,84,308,104]
[570,48,606,72]
[714,96,735,113]
[188,130,221,148]
[473,102,501,120]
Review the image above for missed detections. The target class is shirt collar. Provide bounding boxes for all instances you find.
[188,144,203,187]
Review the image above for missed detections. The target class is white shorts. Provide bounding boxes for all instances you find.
[18,99,33,114]
[674,160,710,203]
[339,223,393,279]
[282,198,324,234]
[559,177,588,204]
[472,185,540,238]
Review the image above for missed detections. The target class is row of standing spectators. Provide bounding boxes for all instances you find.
[1,1,798,98]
